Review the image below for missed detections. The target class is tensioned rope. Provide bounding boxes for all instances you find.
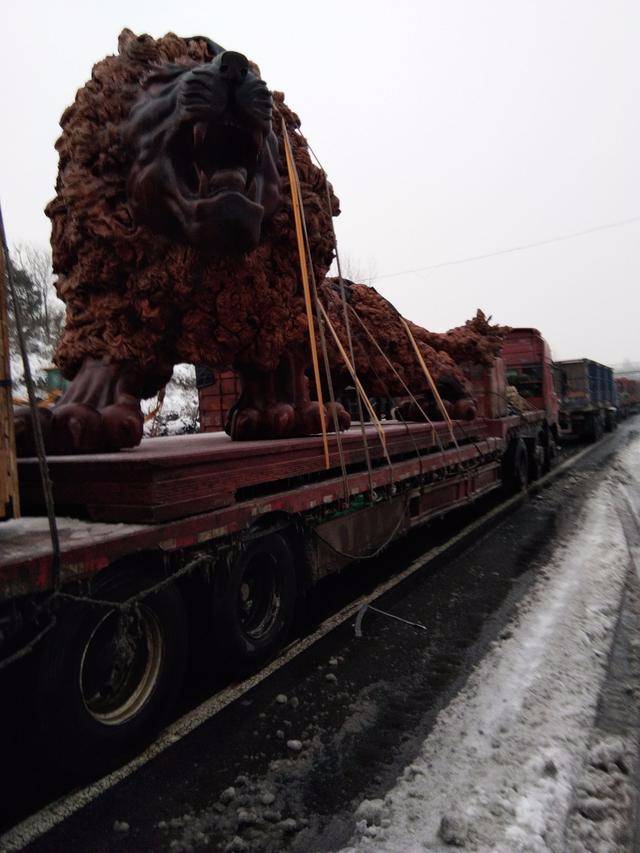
[323,193,375,499]
[316,300,394,482]
[346,305,448,463]
[281,119,331,469]
[398,317,461,456]
[342,321,427,486]
[307,140,460,485]
[281,120,350,503]
[307,142,376,499]
[290,126,395,497]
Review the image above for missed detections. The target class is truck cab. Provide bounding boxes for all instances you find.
[502,328,560,436]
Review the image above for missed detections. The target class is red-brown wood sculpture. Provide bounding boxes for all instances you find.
[14,30,505,455]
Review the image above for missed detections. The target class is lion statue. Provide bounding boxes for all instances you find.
[14,29,504,455]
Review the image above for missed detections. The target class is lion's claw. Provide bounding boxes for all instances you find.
[227,399,350,440]
[14,401,144,456]
[325,401,351,432]
[101,404,144,450]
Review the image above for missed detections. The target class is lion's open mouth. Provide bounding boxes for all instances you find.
[125,57,282,254]
[172,119,265,201]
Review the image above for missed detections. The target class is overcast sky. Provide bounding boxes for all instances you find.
[2,0,638,364]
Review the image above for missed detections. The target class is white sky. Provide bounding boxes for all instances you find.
[2,0,639,364]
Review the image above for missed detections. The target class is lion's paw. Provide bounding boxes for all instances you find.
[15,402,143,456]
[14,406,53,457]
[296,401,350,436]
[325,401,351,432]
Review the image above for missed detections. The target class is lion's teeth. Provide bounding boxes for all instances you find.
[208,168,248,193]
[193,122,207,150]
[197,167,208,195]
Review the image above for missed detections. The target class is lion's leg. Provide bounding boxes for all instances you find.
[286,352,350,436]
[394,372,477,424]
[14,357,171,455]
[225,354,350,441]
[225,364,296,440]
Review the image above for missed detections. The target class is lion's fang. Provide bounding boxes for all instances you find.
[197,167,208,195]
[193,122,207,150]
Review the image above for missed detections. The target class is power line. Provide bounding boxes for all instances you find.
[370,215,640,281]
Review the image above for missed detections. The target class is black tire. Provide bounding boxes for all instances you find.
[586,413,603,443]
[35,570,187,768]
[214,533,297,668]
[502,438,529,496]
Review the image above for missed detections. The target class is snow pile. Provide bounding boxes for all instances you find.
[142,363,200,437]
[341,440,638,852]
[565,734,636,851]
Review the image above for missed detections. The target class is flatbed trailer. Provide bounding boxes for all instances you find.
[2,414,548,597]
[0,407,548,765]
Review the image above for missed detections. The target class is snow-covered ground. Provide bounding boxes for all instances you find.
[141,363,200,437]
[342,434,640,852]
[10,345,53,400]
[11,346,200,437]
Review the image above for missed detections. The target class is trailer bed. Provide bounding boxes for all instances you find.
[17,419,489,523]
[2,413,546,602]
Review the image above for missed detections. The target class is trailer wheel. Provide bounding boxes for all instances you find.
[35,571,187,766]
[215,533,297,668]
[586,413,603,443]
[502,438,529,495]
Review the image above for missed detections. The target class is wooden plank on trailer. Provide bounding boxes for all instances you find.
[17,420,490,523]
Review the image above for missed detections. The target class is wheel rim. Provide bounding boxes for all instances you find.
[79,606,164,726]
[237,553,281,641]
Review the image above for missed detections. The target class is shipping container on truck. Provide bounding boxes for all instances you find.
[0,343,558,767]
[556,359,617,441]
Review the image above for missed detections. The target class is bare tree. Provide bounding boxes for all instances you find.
[10,243,64,349]
[333,253,378,284]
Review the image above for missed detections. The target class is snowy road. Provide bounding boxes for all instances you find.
[343,433,640,852]
[3,421,639,853]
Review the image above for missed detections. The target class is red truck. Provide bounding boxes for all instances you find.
[502,327,561,473]
[1,345,558,764]
[615,376,640,420]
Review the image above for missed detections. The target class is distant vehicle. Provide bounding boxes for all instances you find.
[555,359,617,441]
[615,376,640,419]
[502,327,561,474]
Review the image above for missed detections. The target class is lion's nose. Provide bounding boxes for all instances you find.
[218,51,249,83]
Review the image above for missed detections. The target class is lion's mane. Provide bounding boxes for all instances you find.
[47,29,338,388]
